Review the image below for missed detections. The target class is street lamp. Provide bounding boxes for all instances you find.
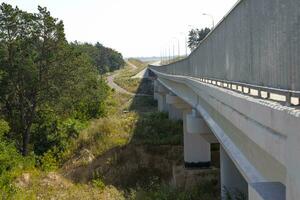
[202,13,215,29]
[180,32,188,57]
[172,36,180,58]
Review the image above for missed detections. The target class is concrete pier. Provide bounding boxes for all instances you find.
[220,146,248,199]
[183,110,211,168]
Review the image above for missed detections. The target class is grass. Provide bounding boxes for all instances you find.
[12,171,125,200]
[132,112,183,145]
[8,63,221,199]
[68,112,138,158]
[114,77,141,94]
[127,178,219,200]
[128,96,157,113]
[113,63,140,94]
[127,58,148,70]
[113,59,153,95]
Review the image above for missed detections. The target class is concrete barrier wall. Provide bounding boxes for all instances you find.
[151,0,300,91]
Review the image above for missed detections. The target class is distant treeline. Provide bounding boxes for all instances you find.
[71,42,125,74]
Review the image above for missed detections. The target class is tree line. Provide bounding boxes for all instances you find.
[71,41,125,74]
[0,1,124,173]
[188,27,211,51]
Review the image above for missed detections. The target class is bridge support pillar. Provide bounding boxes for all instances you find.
[186,110,218,144]
[183,109,211,168]
[155,83,169,112]
[220,146,248,199]
[165,93,211,167]
[153,80,158,100]
[168,104,183,120]
[165,92,183,120]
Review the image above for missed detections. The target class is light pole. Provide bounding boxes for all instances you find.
[172,37,180,58]
[202,13,215,29]
[168,44,171,63]
[180,32,188,57]
[160,49,163,64]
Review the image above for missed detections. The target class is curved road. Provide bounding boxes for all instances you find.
[107,73,135,96]
[107,61,151,96]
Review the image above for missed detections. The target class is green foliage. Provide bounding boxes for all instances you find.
[0,119,9,137]
[188,27,211,50]
[0,120,35,196]
[127,58,147,69]
[69,113,137,158]
[133,112,183,145]
[0,3,70,155]
[0,4,118,196]
[223,187,247,200]
[92,178,106,190]
[128,179,219,200]
[71,41,125,74]
[0,3,112,157]
[31,108,88,162]
[39,149,59,172]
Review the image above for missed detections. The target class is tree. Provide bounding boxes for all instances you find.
[188,27,211,51]
[71,42,125,74]
[0,4,70,155]
[0,3,110,156]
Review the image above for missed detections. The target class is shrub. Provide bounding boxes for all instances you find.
[0,119,35,196]
[0,119,9,137]
[133,112,183,145]
[31,108,87,159]
[39,150,59,172]
[92,178,106,191]
[223,187,247,200]
[128,179,219,200]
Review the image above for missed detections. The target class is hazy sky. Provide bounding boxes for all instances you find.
[1,0,238,57]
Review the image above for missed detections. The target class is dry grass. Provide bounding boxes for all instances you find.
[114,77,141,94]
[127,58,148,70]
[74,113,138,157]
[13,172,125,200]
[113,59,150,94]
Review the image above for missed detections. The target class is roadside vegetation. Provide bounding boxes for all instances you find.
[114,59,153,95]
[127,58,148,69]
[0,3,220,200]
[0,3,124,198]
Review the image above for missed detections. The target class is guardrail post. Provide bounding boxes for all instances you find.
[286,92,292,106]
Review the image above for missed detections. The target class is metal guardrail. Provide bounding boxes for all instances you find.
[149,0,300,106]
[149,67,300,106]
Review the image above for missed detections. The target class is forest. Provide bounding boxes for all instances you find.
[0,3,124,196]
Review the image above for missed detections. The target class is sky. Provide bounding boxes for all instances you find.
[1,0,239,57]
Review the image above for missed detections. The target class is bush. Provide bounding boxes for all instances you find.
[128,179,219,200]
[132,112,183,145]
[92,178,106,191]
[39,149,59,172]
[0,119,9,137]
[31,108,87,159]
[0,120,35,196]
[69,113,137,157]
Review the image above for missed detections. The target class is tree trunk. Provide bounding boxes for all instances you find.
[22,128,30,156]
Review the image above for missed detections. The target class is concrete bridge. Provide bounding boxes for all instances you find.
[149,0,300,199]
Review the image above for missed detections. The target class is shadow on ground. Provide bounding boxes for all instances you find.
[63,75,220,199]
